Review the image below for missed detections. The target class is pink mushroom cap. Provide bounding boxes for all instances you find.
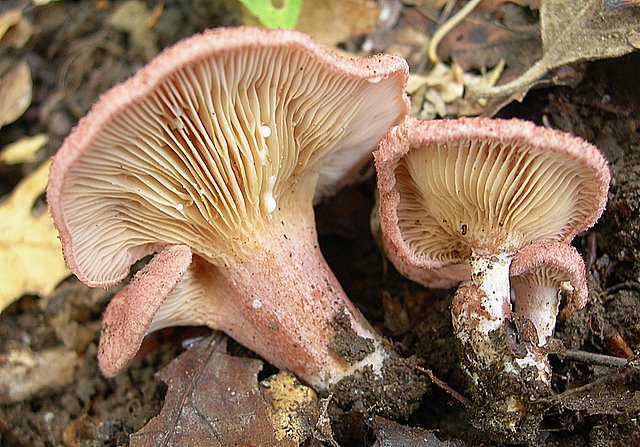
[98,245,192,377]
[375,116,610,289]
[47,26,410,288]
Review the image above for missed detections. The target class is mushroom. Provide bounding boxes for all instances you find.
[375,116,609,438]
[47,28,419,403]
[511,240,588,349]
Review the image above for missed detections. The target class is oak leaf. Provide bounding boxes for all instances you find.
[0,161,69,313]
[130,335,319,447]
[467,0,640,100]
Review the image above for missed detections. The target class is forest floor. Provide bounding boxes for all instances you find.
[0,1,639,446]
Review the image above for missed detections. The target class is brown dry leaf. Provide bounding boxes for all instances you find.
[408,61,504,118]
[241,0,379,47]
[437,7,540,85]
[467,0,640,100]
[107,0,159,61]
[369,415,465,446]
[0,346,79,404]
[0,161,69,314]
[0,59,32,129]
[297,0,378,46]
[0,134,48,164]
[480,0,540,9]
[130,335,319,447]
[0,9,33,49]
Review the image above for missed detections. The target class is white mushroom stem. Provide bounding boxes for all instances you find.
[452,252,550,385]
[512,278,563,347]
[469,253,512,334]
[150,210,389,391]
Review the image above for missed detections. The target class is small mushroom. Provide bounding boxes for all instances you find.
[375,116,609,439]
[48,28,417,404]
[511,240,588,349]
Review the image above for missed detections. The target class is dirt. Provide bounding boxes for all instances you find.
[331,353,429,421]
[1,1,640,446]
[330,309,376,364]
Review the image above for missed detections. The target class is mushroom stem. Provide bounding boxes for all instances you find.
[451,253,512,383]
[452,252,550,386]
[185,211,390,391]
[513,280,562,347]
[468,253,512,333]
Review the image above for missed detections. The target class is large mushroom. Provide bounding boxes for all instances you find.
[375,116,609,438]
[47,27,423,410]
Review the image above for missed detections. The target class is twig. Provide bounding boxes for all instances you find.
[416,366,473,409]
[427,0,482,64]
[605,281,640,294]
[555,349,629,368]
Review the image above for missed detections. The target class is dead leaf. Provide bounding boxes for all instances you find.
[0,161,69,314]
[0,9,33,49]
[130,335,318,447]
[0,59,32,128]
[369,415,466,446]
[262,372,319,444]
[107,0,159,61]
[408,61,504,118]
[242,0,379,47]
[0,346,79,404]
[297,0,379,46]
[437,9,540,85]
[479,0,540,10]
[0,134,48,164]
[467,0,640,100]
[32,0,63,5]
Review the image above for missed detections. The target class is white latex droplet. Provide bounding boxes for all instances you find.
[252,299,262,309]
[368,76,382,84]
[175,203,184,211]
[260,124,272,138]
[263,175,277,214]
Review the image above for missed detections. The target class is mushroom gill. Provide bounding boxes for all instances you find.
[60,39,405,285]
[395,134,604,263]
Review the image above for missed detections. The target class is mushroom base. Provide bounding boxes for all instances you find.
[451,282,551,443]
[198,214,410,396]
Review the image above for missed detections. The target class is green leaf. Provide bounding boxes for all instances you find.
[237,0,302,29]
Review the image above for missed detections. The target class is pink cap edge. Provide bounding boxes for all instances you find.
[510,241,588,315]
[374,116,610,288]
[47,26,409,288]
[97,245,192,377]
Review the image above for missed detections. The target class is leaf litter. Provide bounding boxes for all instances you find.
[130,334,324,447]
[0,0,640,445]
[467,0,640,103]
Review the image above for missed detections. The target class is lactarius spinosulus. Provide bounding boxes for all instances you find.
[375,116,609,438]
[511,240,588,349]
[48,27,427,414]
